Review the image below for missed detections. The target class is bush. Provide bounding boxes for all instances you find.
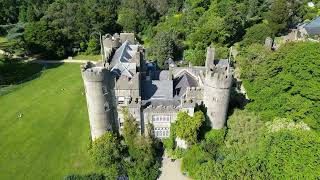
[64,173,105,180]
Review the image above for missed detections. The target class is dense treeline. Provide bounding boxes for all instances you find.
[239,42,320,129]
[181,42,320,179]
[1,0,319,61]
[145,0,319,67]
[1,0,320,179]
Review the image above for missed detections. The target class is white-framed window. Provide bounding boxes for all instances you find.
[154,127,170,138]
[152,115,171,123]
[118,96,125,104]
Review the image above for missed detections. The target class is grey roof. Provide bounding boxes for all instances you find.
[141,80,173,100]
[303,17,320,36]
[150,70,170,80]
[141,99,180,108]
[174,72,199,97]
[110,40,139,78]
[171,66,206,79]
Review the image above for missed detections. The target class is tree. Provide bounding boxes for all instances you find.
[117,0,158,33]
[0,0,19,24]
[174,111,205,144]
[263,128,320,179]
[150,31,175,68]
[243,42,320,129]
[237,43,271,81]
[121,107,160,180]
[85,39,99,55]
[241,23,271,47]
[88,132,123,179]
[267,0,290,36]
[122,107,139,147]
[23,21,66,58]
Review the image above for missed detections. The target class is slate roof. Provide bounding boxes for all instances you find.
[303,17,320,36]
[174,71,199,97]
[150,70,170,80]
[141,80,173,100]
[110,40,139,78]
[141,99,181,107]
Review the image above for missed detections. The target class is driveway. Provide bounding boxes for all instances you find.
[158,155,191,180]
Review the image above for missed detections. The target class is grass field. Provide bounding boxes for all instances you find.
[0,64,95,179]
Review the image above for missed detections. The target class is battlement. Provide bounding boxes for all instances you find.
[81,63,109,82]
[102,34,121,49]
[205,70,233,89]
[145,104,180,111]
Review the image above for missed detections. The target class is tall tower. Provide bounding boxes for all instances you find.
[81,62,113,140]
[203,47,233,129]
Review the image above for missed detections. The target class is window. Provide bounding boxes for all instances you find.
[153,127,170,138]
[152,115,171,123]
[118,96,125,104]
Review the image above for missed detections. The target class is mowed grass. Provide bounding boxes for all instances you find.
[0,64,95,180]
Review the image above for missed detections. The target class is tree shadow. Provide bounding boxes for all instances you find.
[228,80,250,117]
[195,102,212,141]
[0,57,63,86]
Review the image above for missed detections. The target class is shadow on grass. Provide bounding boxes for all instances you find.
[0,57,63,96]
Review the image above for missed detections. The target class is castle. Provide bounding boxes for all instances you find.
[81,33,234,141]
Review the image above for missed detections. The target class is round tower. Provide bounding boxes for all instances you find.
[81,63,112,140]
[203,47,233,129]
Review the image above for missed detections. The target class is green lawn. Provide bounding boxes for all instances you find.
[0,64,95,180]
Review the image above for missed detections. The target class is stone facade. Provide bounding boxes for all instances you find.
[81,33,234,141]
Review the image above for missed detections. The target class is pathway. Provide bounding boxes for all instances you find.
[158,155,191,180]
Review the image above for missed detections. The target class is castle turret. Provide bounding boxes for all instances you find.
[81,62,113,140]
[203,47,233,129]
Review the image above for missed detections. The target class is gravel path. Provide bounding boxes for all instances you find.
[158,155,191,180]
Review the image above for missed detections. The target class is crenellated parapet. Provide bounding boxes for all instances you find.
[205,68,234,89]
[203,47,234,129]
[82,67,108,82]
[81,62,113,140]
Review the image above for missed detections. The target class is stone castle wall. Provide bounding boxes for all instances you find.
[81,64,113,140]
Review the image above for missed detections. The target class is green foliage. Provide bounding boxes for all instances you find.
[241,23,271,47]
[224,110,266,155]
[182,110,320,179]
[122,107,139,147]
[121,107,160,180]
[149,31,175,68]
[242,42,320,129]
[237,43,271,81]
[117,0,158,33]
[85,39,99,55]
[174,111,205,144]
[24,21,66,58]
[64,173,105,180]
[89,132,122,169]
[266,0,290,36]
[263,129,320,179]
